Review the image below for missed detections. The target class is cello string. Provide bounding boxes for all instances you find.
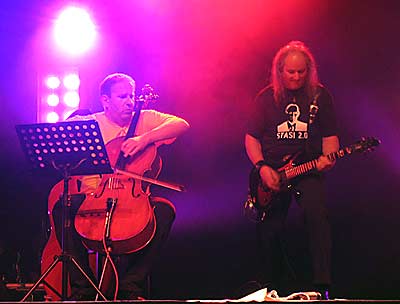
[115,168,185,192]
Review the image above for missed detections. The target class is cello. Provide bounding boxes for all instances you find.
[74,85,160,255]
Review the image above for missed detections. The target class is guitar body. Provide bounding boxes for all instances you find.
[247,158,294,221]
[244,137,381,222]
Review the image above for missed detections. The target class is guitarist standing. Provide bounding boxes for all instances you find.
[245,41,339,299]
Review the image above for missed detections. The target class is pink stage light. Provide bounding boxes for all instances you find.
[63,73,80,90]
[46,94,60,106]
[46,112,59,123]
[63,91,80,108]
[54,6,97,56]
[45,76,61,89]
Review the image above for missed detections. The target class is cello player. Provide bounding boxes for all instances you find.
[63,72,189,300]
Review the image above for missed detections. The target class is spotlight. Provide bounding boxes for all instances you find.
[46,112,59,123]
[63,73,80,90]
[54,6,97,56]
[46,94,60,107]
[45,76,61,89]
[63,91,80,108]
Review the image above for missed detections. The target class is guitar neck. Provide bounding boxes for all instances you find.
[284,146,352,180]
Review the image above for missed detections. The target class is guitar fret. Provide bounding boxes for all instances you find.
[284,138,379,182]
[246,137,380,223]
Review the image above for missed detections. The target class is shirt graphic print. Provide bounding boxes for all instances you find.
[277,103,308,140]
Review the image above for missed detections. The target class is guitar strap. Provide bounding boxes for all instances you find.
[308,88,320,125]
[303,87,321,161]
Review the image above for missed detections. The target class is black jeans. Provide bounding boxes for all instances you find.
[256,174,331,290]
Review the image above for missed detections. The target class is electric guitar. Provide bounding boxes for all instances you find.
[244,137,381,222]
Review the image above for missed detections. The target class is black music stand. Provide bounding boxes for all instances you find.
[15,120,113,301]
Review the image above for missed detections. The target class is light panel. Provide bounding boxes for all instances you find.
[37,70,81,123]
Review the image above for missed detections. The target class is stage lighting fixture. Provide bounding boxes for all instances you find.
[63,91,80,108]
[46,112,59,123]
[37,70,81,123]
[46,76,61,89]
[54,6,97,56]
[63,73,80,90]
[46,94,60,107]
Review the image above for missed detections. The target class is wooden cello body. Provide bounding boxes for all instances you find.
[74,137,160,254]
[74,86,160,255]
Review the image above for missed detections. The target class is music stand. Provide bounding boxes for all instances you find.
[15,120,113,301]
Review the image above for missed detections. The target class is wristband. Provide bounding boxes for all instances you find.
[255,160,267,174]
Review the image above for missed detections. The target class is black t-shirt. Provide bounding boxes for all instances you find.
[247,85,337,168]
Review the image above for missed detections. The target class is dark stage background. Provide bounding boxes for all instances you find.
[0,0,399,301]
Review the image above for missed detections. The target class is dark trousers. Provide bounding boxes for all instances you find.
[256,174,331,290]
[52,195,175,299]
[116,197,175,296]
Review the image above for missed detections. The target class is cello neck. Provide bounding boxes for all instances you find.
[115,101,144,170]
[114,84,159,170]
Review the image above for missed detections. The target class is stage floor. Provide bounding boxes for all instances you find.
[1,300,400,304]
[2,283,400,303]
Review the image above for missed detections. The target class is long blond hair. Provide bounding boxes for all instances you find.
[270,41,320,105]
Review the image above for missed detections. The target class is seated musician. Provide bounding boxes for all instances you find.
[59,72,189,300]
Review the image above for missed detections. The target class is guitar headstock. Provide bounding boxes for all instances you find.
[136,84,159,109]
[351,137,381,153]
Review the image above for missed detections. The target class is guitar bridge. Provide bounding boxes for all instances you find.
[244,196,266,223]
